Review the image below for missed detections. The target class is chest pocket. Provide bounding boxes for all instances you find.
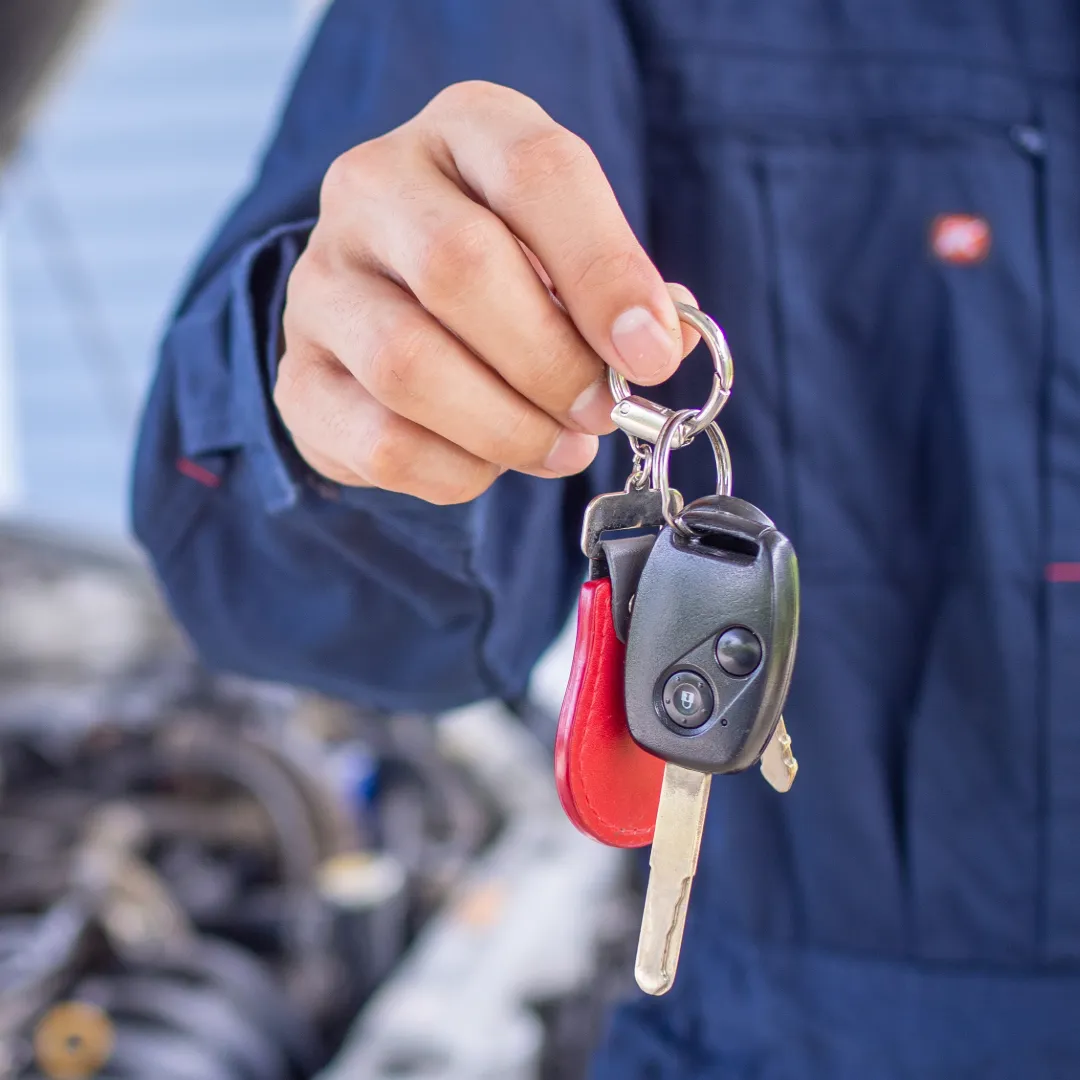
[642,38,1061,964]
[649,99,1046,579]
[739,130,1043,581]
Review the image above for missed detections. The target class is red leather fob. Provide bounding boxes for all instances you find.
[555,577,665,848]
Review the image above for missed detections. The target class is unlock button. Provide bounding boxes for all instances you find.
[661,671,714,730]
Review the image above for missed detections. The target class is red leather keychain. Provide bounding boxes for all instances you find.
[555,577,664,847]
[554,495,669,848]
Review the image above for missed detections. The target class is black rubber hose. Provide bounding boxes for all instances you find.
[76,975,288,1080]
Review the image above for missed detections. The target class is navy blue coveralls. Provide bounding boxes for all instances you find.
[133,2,1080,1076]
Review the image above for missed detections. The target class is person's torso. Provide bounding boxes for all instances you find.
[589,3,1080,1075]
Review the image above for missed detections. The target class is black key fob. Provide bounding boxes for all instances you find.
[624,495,799,774]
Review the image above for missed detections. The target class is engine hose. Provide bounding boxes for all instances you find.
[75,975,288,1080]
[117,937,323,1076]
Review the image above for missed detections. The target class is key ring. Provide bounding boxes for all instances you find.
[608,302,733,442]
[650,407,732,535]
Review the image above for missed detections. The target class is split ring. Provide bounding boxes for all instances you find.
[608,302,733,441]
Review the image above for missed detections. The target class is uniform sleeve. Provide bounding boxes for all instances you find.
[131,0,647,711]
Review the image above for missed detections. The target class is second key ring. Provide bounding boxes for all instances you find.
[651,407,733,535]
[608,302,734,441]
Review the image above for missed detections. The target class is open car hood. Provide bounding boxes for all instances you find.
[0,0,104,169]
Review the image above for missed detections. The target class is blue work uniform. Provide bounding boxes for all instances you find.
[132,2,1080,1076]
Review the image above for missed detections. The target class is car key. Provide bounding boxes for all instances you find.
[558,483,796,844]
[607,303,798,795]
[625,495,799,773]
[561,303,800,993]
[624,409,800,996]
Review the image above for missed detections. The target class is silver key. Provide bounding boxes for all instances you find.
[635,763,711,995]
[604,306,799,995]
[635,721,799,995]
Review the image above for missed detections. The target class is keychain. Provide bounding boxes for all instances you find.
[555,305,799,995]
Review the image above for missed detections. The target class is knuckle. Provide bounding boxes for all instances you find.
[363,316,430,407]
[271,375,295,427]
[359,417,411,489]
[497,127,591,203]
[429,465,499,506]
[283,246,328,316]
[272,350,312,421]
[320,149,361,204]
[428,79,521,118]
[569,244,642,293]
[301,449,357,487]
[528,356,575,406]
[320,139,386,204]
[517,320,591,405]
[413,215,498,298]
[484,405,551,469]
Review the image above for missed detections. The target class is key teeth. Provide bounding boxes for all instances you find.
[760,717,798,793]
[635,766,709,998]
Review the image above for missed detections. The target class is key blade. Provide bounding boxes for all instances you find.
[759,715,798,793]
[635,763,711,996]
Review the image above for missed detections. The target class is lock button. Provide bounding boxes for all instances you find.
[715,626,763,677]
[661,671,713,730]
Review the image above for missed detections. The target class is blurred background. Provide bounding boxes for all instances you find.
[0,0,323,535]
[0,4,627,1078]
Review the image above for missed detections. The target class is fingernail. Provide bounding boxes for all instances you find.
[544,430,599,475]
[611,306,677,381]
[569,380,616,434]
[666,281,698,307]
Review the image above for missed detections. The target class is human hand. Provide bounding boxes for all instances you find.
[276,81,697,503]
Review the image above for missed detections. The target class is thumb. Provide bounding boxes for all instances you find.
[666,282,702,359]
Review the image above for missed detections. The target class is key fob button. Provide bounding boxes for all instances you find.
[715,626,763,677]
[661,671,713,729]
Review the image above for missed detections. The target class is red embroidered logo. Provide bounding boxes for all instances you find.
[930,214,992,265]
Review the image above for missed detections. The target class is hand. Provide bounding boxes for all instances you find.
[275,81,698,504]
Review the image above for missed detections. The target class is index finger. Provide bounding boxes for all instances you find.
[418,82,682,386]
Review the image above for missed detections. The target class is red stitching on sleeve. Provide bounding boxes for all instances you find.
[1045,562,1080,583]
[176,457,222,489]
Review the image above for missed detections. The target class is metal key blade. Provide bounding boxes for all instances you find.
[635,762,712,996]
[759,715,798,793]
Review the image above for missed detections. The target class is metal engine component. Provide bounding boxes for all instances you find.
[319,702,631,1080]
[33,1000,115,1080]
[0,523,636,1080]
